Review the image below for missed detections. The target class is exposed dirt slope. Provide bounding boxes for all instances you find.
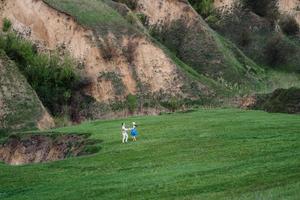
[0,0,206,104]
[278,0,300,25]
[212,1,300,72]
[130,0,262,84]
[213,0,300,25]
[0,134,87,165]
[214,0,237,13]
[0,51,55,131]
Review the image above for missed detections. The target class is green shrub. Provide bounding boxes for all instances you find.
[242,0,279,21]
[2,18,12,32]
[238,29,252,47]
[126,94,137,113]
[98,72,125,95]
[110,101,126,112]
[188,0,214,19]
[264,34,295,67]
[160,97,181,112]
[252,87,300,114]
[113,0,137,10]
[205,14,219,26]
[136,13,148,26]
[280,16,299,36]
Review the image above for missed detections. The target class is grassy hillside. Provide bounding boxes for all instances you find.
[0,50,51,131]
[43,0,265,92]
[214,11,300,72]
[43,0,138,37]
[1,109,300,199]
[42,0,222,99]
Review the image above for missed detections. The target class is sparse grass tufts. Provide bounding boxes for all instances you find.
[98,71,126,95]
[188,0,214,19]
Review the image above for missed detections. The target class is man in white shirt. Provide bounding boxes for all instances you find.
[121,123,129,143]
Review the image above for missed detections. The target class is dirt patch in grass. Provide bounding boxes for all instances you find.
[0,133,102,165]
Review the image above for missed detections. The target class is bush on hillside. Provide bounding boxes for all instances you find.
[242,0,279,21]
[98,72,125,95]
[2,18,12,32]
[264,34,294,67]
[126,94,137,113]
[160,97,182,112]
[188,0,214,19]
[252,87,300,114]
[113,0,137,10]
[0,33,79,116]
[238,29,252,47]
[280,16,299,36]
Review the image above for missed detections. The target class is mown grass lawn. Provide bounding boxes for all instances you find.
[0,109,300,199]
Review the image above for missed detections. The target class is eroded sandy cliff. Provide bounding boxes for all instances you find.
[0,0,197,104]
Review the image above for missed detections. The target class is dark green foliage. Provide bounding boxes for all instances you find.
[2,18,12,32]
[252,87,300,114]
[188,0,214,19]
[242,0,279,21]
[113,0,137,10]
[160,97,182,112]
[150,16,262,85]
[126,94,137,113]
[214,10,300,72]
[136,13,148,26]
[110,100,126,111]
[98,72,125,95]
[70,92,96,123]
[280,16,300,36]
[264,34,295,67]
[0,33,79,116]
[238,29,252,47]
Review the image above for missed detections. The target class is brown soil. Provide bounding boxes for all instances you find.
[0,134,88,165]
[278,0,300,25]
[0,0,187,103]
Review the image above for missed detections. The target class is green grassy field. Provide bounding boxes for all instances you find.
[1,109,300,199]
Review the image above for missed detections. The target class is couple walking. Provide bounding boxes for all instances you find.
[121,122,138,143]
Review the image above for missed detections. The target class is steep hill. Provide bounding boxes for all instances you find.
[0,51,54,131]
[0,0,213,102]
[278,0,300,25]
[122,0,263,84]
[0,0,299,130]
[210,0,300,72]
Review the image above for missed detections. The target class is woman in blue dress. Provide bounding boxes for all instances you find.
[131,122,138,141]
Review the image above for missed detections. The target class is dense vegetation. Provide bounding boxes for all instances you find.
[242,0,278,21]
[0,32,79,116]
[1,109,300,199]
[252,87,300,114]
[210,2,300,73]
[280,16,300,36]
[188,0,214,19]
